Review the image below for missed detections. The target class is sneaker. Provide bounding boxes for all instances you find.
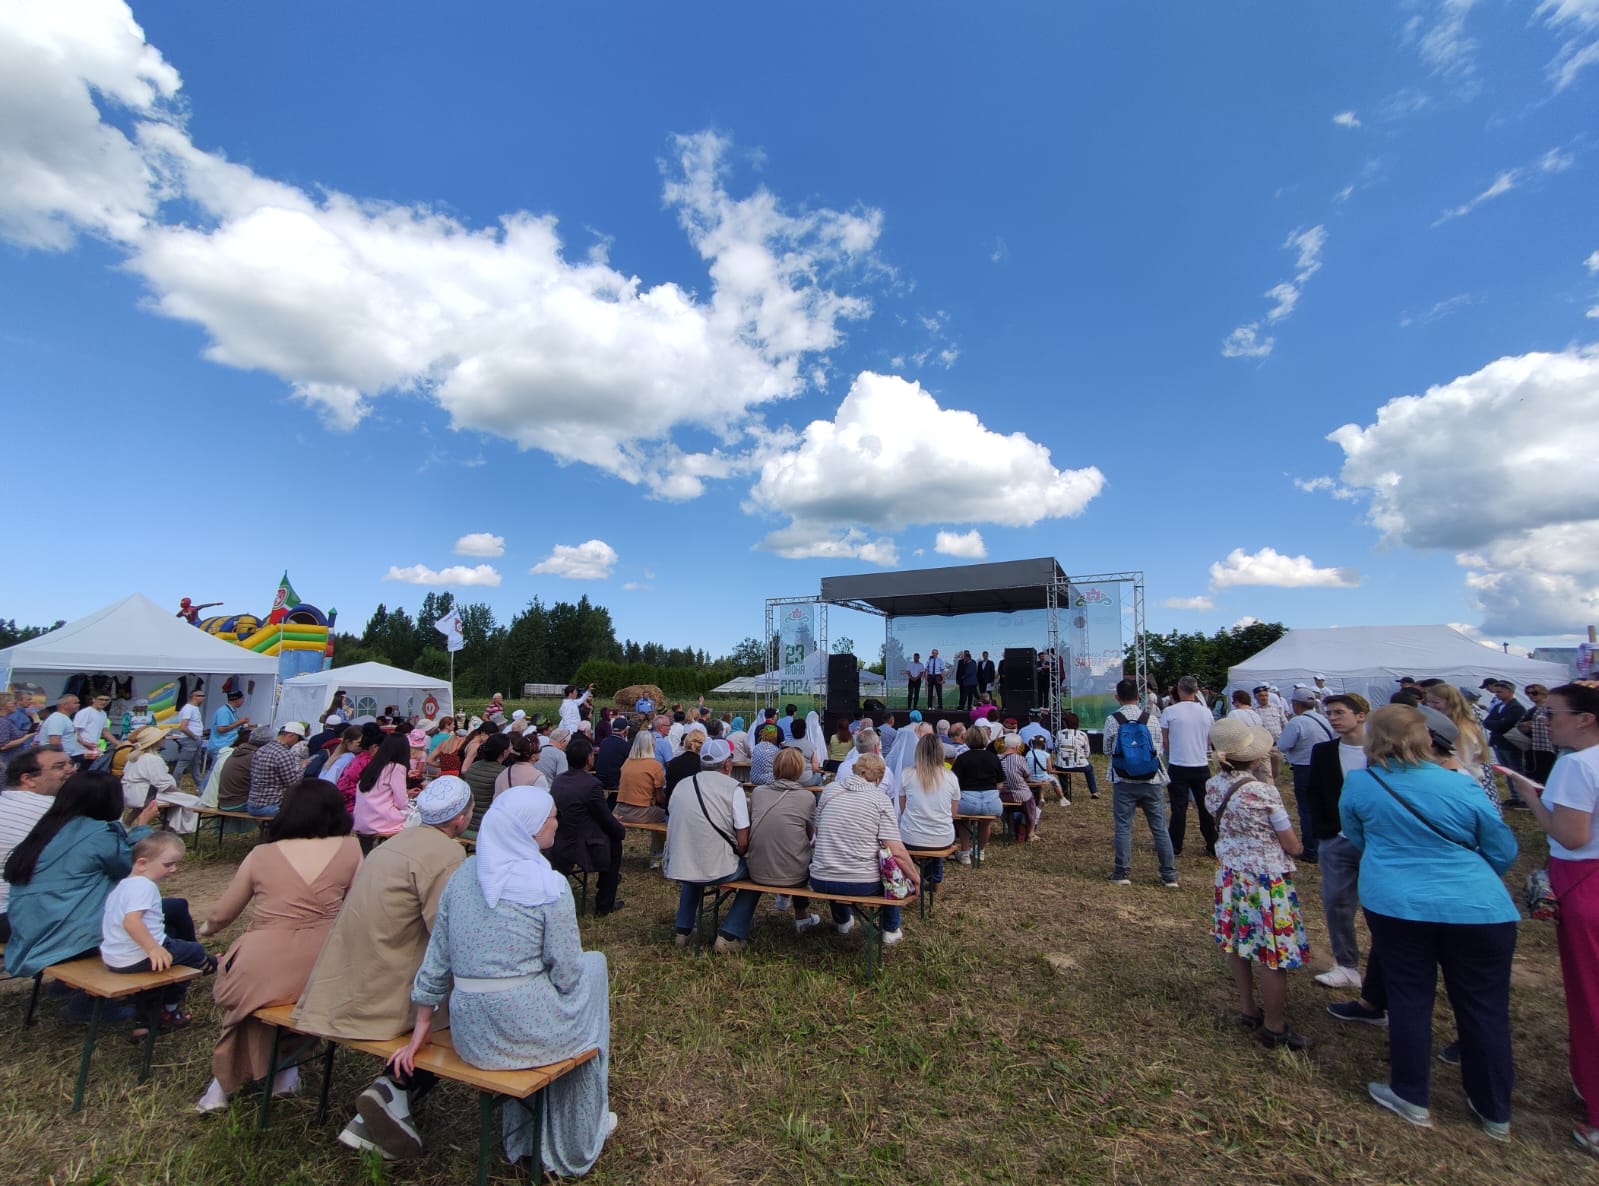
[1162,879,1181,890]
[712,934,747,953]
[1367,1082,1432,1129]
[1437,1041,1461,1066]
[794,913,821,934]
[271,1066,301,1098]
[773,895,792,911]
[649,855,663,870]
[1260,1025,1313,1051]
[1313,965,1363,990]
[355,1079,423,1159]
[1465,1096,1510,1141]
[337,1114,397,1160]
[956,851,972,866]
[835,915,855,936]
[196,1078,231,1114]
[674,931,691,948]
[1107,875,1132,886]
[604,1111,619,1142]
[882,929,904,946]
[1573,1123,1599,1156]
[1327,1000,1387,1026]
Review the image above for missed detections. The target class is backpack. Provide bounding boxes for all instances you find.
[1110,710,1160,780]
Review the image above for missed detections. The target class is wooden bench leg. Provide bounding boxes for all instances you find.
[258,1022,283,1130]
[136,1009,159,1083]
[476,1090,496,1186]
[917,860,936,920]
[853,906,884,984]
[24,972,43,1027]
[69,996,104,1113]
[315,1042,337,1124]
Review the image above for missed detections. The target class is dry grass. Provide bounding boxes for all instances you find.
[0,758,1589,1185]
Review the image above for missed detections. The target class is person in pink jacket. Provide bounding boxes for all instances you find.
[354,734,412,854]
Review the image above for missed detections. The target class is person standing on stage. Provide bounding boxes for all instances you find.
[926,649,946,709]
[956,652,979,711]
[977,652,996,698]
[905,654,925,711]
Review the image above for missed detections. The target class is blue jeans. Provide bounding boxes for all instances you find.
[106,898,207,1005]
[675,858,746,936]
[958,789,1001,816]
[1289,764,1318,860]
[1318,834,1361,968]
[1055,763,1099,798]
[810,875,899,932]
[919,856,945,885]
[245,801,279,818]
[1111,780,1176,882]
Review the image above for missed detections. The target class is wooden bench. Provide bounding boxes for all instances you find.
[253,1003,599,1186]
[25,956,202,1112]
[619,819,666,864]
[905,845,958,919]
[953,812,999,867]
[704,879,918,983]
[194,804,268,853]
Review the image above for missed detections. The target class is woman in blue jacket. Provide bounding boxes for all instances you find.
[3,772,161,978]
[1340,705,1519,1139]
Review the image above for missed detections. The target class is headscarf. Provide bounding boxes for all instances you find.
[732,716,745,734]
[475,786,569,909]
[805,710,822,758]
[885,724,920,782]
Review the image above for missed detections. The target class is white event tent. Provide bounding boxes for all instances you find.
[275,661,452,727]
[0,593,278,727]
[1228,625,1568,708]
[712,652,886,696]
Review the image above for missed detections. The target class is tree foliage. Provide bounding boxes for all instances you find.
[0,618,65,650]
[1132,621,1289,693]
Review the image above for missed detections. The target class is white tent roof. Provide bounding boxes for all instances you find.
[711,653,886,695]
[1229,625,1567,706]
[276,661,452,726]
[0,593,279,677]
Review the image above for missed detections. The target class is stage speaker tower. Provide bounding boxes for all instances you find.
[827,653,860,715]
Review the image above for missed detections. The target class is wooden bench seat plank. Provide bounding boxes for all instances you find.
[618,820,667,834]
[44,956,202,1000]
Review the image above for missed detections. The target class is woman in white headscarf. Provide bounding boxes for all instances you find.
[885,720,925,788]
[391,786,615,1177]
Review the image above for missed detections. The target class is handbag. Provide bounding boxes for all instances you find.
[879,845,914,900]
[1525,863,1599,922]
[1502,726,1533,752]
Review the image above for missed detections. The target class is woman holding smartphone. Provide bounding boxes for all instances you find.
[1502,682,1599,1156]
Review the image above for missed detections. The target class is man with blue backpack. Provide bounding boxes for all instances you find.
[1104,678,1179,889]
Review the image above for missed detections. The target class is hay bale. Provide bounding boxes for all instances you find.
[615,684,665,712]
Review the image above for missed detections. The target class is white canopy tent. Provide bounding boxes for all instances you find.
[276,661,452,727]
[1228,625,1568,709]
[0,593,278,729]
[711,652,886,696]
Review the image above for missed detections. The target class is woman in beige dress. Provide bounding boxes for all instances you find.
[195,779,361,1112]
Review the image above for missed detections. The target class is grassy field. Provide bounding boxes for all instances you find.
[0,757,1590,1185]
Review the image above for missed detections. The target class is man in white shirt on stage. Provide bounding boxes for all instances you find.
[904,654,925,710]
[925,650,946,709]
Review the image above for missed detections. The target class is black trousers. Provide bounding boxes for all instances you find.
[929,676,944,708]
[1165,764,1216,856]
[1364,910,1516,1122]
[957,684,977,710]
[906,678,921,708]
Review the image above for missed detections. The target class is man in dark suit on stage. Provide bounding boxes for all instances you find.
[977,651,996,697]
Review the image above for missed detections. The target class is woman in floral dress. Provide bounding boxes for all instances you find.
[1205,717,1311,1050]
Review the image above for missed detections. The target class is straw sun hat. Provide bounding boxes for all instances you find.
[1209,717,1273,764]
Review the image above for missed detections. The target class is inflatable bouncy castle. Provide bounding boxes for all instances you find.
[188,574,337,681]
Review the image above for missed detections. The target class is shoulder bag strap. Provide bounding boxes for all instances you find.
[1213,772,1251,824]
[691,774,739,853]
[1366,768,1487,862]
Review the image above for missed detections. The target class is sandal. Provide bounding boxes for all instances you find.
[1574,1123,1599,1156]
[159,1008,193,1031]
[200,955,218,975]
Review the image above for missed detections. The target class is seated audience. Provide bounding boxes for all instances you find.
[809,753,919,946]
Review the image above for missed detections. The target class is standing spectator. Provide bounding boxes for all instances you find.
[1205,719,1309,1049]
[171,688,207,787]
[1423,684,1499,804]
[1051,711,1099,802]
[208,690,251,760]
[0,692,35,775]
[37,694,82,761]
[548,735,625,917]
[1229,691,1263,728]
[1340,706,1519,1136]
[1483,681,1527,805]
[905,653,925,710]
[1161,677,1217,859]
[0,749,73,942]
[248,723,305,819]
[558,684,594,735]
[977,651,996,699]
[1517,684,1558,785]
[1276,688,1335,863]
[955,651,979,712]
[73,692,116,759]
[1501,683,1599,1153]
[1105,679,1178,889]
[925,649,946,709]
[1253,686,1289,783]
[1307,693,1370,992]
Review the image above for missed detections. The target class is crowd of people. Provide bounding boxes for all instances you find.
[1,662,1597,1165]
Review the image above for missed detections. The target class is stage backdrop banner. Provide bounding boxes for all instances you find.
[1066,581,1125,723]
[778,604,816,701]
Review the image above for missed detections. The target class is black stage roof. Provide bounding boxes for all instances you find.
[819,557,1066,617]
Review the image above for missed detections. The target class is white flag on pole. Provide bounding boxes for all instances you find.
[434,612,465,653]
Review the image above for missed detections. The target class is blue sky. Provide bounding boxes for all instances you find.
[4,1,1598,661]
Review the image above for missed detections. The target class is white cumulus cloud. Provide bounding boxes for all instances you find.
[453,532,505,558]
[749,372,1104,564]
[383,563,502,587]
[1332,110,1362,129]
[531,540,619,580]
[934,530,986,559]
[1162,595,1215,611]
[1328,346,1599,634]
[1209,547,1361,589]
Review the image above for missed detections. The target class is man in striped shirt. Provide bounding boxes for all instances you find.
[0,750,72,941]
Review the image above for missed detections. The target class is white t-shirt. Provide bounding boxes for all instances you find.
[42,710,81,756]
[898,767,959,848]
[1337,742,1368,777]
[557,692,590,734]
[1160,701,1214,767]
[74,707,108,749]
[1230,706,1264,728]
[101,874,163,967]
[177,703,203,740]
[905,661,925,680]
[1545,746,1599,862]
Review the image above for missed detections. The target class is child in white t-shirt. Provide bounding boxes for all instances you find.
[1027,736,1064,805]
[101,833,214,1029]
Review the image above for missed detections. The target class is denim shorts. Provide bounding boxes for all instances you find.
[958,789,1002,816]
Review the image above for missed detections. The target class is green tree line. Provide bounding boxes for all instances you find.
[1129,620,1289,693]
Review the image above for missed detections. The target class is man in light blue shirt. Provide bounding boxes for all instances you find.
[208,689,251,753]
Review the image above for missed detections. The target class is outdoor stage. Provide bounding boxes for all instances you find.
[765,557,1146,725]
